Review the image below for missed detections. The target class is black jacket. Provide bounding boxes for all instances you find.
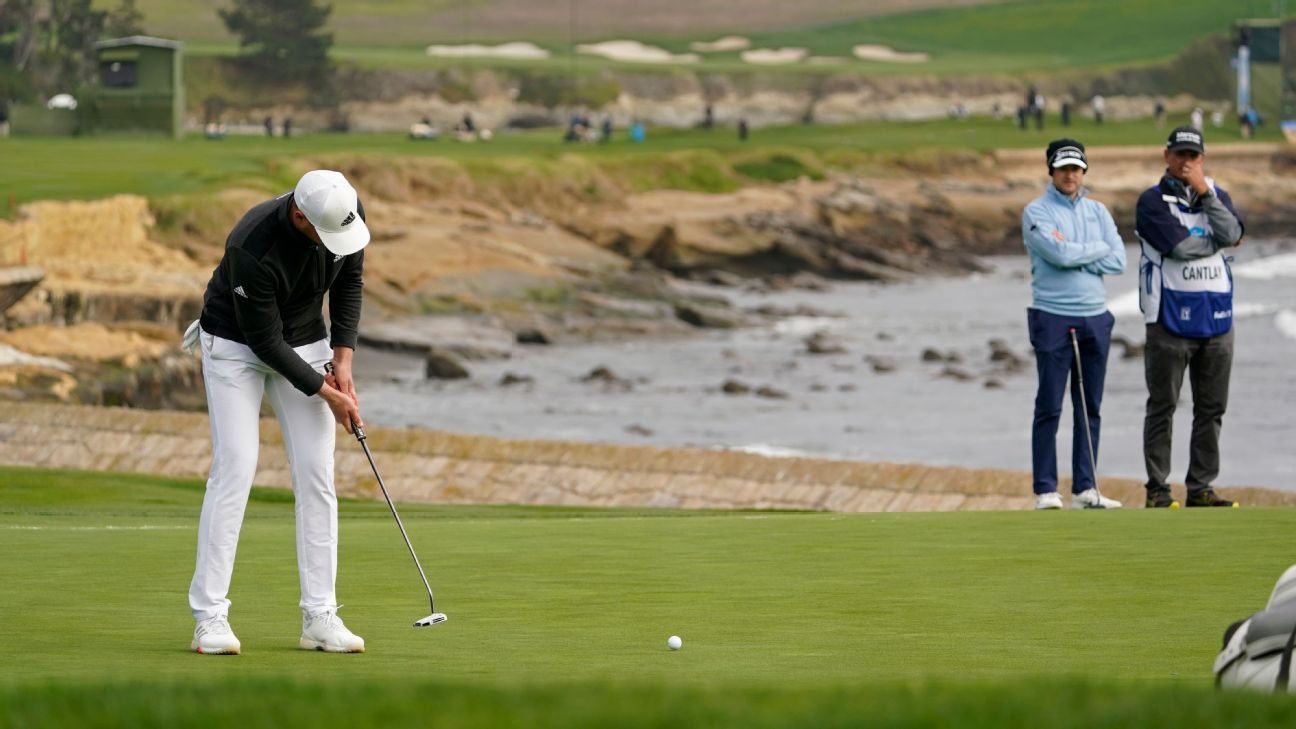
[199,192,364,395]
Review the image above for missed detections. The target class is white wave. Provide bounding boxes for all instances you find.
[1108,292,1276,320]
[728,443,816,459]
[772,316,843,336]
[727,443,851,461]
[1108,289,1141,318]
[1235,302,1279,319]
[1276,310,1296,340]
[1232,252,1296,280]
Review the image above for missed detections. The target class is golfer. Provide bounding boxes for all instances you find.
[186,170,369,654]
[1021,139,1126,510]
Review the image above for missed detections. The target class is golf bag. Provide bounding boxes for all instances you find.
[1215,565,1296,691]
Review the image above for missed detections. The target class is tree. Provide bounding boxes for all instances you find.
[0,0,143,102]
[219,0,334,90]
[105,0,145,38]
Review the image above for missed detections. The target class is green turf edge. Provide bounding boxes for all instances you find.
[2,677,1294,729]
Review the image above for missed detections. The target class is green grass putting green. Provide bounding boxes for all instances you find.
[2,465,1296,726]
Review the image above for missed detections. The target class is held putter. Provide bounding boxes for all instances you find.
[328,363,446,627]
[1068,327,1106,508]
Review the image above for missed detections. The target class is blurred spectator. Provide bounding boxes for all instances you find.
[1190,107,1204,130]
[601,115,613,143]
[1154,98,1165,127]
[282,117,292,139]
[409,117,440,140]
[738,117,749,141]
[630,120,646,144]
[1091,94,1105,125]
[264,115,274,137]
[1061,99,1072,127]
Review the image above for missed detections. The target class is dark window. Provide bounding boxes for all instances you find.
[101,60,138,88]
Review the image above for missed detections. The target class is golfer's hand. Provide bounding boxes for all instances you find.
[329,347,359,406]
[319,382,362,434]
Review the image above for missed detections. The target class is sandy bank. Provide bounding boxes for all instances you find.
[5,402,1291,511]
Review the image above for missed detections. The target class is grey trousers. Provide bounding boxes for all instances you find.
[1143,322,1233,493]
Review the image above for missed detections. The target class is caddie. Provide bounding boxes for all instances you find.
[1135,126,1245,509]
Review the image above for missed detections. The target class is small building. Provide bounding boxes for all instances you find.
[92,36,185,138]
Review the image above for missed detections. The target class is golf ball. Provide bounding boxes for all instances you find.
[667,635,682,650]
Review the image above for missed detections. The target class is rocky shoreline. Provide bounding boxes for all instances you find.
[3,143,1295,408]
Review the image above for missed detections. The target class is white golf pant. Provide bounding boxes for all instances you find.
[189,330,338,620]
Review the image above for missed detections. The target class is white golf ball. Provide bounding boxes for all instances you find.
[667,635,682,650]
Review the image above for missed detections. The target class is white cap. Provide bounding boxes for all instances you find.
[293,170,370,256]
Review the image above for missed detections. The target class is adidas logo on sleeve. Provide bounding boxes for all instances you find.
[234,285,248,298]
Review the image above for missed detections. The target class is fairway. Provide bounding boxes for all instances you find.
[3,466,1296,726]
[0,116,1280,213]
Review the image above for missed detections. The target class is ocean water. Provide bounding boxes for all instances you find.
[359,240,1296,491]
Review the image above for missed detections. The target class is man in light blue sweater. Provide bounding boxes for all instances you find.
[1021,139,1126,510]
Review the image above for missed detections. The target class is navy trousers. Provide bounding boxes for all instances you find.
[1027,308,1115,495]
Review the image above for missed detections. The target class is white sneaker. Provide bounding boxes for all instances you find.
[191,615,241,655]
[1072,489,1122,509]
[300,607,365,653]
[1035,492,1064,510]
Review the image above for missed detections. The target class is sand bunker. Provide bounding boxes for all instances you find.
[740,47,808,65]
[689,36,751,53]
[576,40,700,64]
[807,56,848,65]
[853,44,929,63]
[425,42,550,60]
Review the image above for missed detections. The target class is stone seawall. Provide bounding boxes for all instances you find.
[3,403,1292,511]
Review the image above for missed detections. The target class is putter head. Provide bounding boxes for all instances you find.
[414,612,448,627]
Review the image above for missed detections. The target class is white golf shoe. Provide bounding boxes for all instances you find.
[1072,489,1122,510]
[191,615,241,655]
[300,607,365,653]
[1034,492,1064,510]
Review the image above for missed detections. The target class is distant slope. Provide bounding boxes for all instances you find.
[761,0,1285,67]
[112,0,1285,78]
[116,0,1011,45]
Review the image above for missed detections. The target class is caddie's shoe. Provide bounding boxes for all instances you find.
[300,606,365,653]
[191,615,241,655]
[1145,488,1180,509]
[1185,488,1237,508]
[1035,492,1064,510]
[1071,489,1122,509]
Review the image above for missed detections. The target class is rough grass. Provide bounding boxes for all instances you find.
[3,465,1296,725]
[6,680,1296,728]
[1,116,1281,218]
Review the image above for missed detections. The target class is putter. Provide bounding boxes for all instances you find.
[1068,327,1106,508]
[328,363,445,626]
[350,420,447,627]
